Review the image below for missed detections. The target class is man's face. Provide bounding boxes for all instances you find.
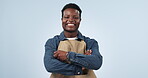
[62,8,81,33]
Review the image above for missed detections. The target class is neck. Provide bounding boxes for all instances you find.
[64,31,78,38]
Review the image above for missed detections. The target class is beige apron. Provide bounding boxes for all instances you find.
[50,40,96,78]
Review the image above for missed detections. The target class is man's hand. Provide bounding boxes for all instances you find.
[84,50,92,55]
[54,50,68,61]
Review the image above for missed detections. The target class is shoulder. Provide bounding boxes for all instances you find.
[82,35,99,49]
[45,35,60,46]
[83,35,98,43]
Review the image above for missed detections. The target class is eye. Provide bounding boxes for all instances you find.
[63,16,69,19]
[74,17,79,19]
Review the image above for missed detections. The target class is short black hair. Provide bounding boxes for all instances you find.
[61,3,82,18]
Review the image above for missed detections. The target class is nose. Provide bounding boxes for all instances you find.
[68,17,75,23]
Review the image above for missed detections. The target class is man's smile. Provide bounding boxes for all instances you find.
[66,23,75,27]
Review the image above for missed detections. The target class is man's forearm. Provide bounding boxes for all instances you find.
[67,51,102,70]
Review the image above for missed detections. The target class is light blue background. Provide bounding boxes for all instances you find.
[1,0,148,78]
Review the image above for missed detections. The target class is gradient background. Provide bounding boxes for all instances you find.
[1,0,148,78]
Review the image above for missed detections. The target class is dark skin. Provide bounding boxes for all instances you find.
[62,8,81,38]
[54,8,92,62]
[54,50,92,61]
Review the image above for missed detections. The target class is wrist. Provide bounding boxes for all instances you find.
[65,52,71,64]
[66,52,69,59]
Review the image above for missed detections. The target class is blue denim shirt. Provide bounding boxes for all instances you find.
[44,31,103,75]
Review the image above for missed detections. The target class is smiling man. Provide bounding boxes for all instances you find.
[44,3,103,78]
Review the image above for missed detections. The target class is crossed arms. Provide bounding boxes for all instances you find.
[44,39,102,75]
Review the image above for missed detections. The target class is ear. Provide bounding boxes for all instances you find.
[80,18,81,22]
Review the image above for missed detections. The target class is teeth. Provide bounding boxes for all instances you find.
[67,24,74,26]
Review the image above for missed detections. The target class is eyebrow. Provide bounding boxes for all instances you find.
[63,14,79,16]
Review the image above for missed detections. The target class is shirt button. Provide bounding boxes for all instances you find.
[78,72,80,74]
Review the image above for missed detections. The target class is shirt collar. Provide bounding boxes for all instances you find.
[59,31,84,41]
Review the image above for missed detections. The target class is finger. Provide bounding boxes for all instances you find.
[90,50,92,53]
[54,52,59,57]
[87,53,91,55]
[85,50,89,54]
[57,54,60,59]
[54,51,58,54]
[89,50,92,54]
[86,50,90,52]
